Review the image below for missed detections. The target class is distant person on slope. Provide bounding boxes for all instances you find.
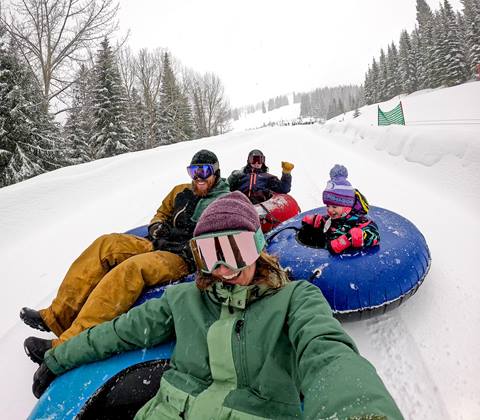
[299,164,380,253]
[227,149,293,204]
[20,149,230,364]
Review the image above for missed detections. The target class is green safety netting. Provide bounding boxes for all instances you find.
[378,102,405,126]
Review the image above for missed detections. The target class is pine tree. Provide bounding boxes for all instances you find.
[364,58,380,104]
[326,98,338,120]
[416,0,437,88]
[428,10,447,88]
[128,87,149,150]
[157,52,194,145]
[461,0,480,78]
[378,49,388,101]
[64,65,95,164]
[386,42,401,98]
[267,98,274,111]
[300,94,312,117]
[399,30,418,93]
[457,11,471,72]
[439,0,467,86]
[410,28,421,92]
[90,38,134,159]
[0,31,62,187]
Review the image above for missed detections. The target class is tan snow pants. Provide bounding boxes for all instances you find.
[39,233,189,346]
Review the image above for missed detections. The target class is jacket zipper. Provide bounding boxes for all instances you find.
[235,312,248,387]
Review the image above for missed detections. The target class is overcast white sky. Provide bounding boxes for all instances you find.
[118,0,464,107]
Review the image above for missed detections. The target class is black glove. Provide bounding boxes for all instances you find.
[32,362,57,398]
[148,222,170,240]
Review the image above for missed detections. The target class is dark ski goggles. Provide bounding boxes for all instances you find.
[190,229,266,274]
[187,163,218,180]
[248,155,265,165]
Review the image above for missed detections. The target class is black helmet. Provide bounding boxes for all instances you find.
[247,149,266,168]
[248,149,264,159]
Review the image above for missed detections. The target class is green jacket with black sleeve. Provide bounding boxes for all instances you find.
[44,280,403,420]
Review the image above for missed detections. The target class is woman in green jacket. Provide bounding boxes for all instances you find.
[33,191,403,420]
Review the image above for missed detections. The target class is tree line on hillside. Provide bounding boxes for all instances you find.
[232,85,364,123]
[231,94,290,121]
[364,0,480,104]
[0,0,230,188]
[295,86,364,120]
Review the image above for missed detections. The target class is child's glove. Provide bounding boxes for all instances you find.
[330,234,351,253]
[302,214,323,229]
[349,227,364,248]
[281,161,294,174]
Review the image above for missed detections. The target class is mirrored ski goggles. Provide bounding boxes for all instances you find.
[190,229,266,274]
[187,163,219,180]
[248,155,265,165]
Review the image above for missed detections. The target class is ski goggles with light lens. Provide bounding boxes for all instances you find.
[190,229,266,274]
[248,155,265,165]
[187,163,219,180]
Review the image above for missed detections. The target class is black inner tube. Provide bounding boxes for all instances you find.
[77,359,170,420]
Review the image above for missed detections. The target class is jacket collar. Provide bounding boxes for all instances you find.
[206,282,275,310]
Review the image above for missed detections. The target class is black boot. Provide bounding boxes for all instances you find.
[20,307,50,332]
[24,337,53,364]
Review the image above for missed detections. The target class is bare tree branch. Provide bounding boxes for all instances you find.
[1,0,120,112]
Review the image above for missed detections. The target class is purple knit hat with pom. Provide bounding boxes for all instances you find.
[193,191,261,237]
[322,164,356,207]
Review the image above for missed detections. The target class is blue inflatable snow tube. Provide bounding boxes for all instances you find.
[30,207,430,418]
[28,342,174,419]
[266,206,431,321]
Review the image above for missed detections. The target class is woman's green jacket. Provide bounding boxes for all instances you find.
[44,280,403,420]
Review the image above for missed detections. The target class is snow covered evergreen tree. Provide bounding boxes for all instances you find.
[267,98,275,111]
[398,30,419,94]
[364,58,380,104]
[64,65,95,164]
[157,52,194,144]
[326,98,339,120]
[461,0,480,78]
[438,0,467,86]
[0,30,62,187]
[90,38,134,159]
[429,10,447,88]
[416,0,437,88]
[386,42,401,98]
[300,94,312,117]
[377,49,388,101]
[128,87,149,150]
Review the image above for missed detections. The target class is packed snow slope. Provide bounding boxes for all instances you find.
[0,82,479,419]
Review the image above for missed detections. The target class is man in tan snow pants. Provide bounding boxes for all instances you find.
[21,150,230,364]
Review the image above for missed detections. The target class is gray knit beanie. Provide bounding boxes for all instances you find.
[193,191,261,237]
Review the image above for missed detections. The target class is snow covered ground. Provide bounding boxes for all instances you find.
[0,81,479,419]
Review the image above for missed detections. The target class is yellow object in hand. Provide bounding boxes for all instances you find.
[281,161,294,174]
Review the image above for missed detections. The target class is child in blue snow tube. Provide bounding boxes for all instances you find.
[298,164,380,253]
